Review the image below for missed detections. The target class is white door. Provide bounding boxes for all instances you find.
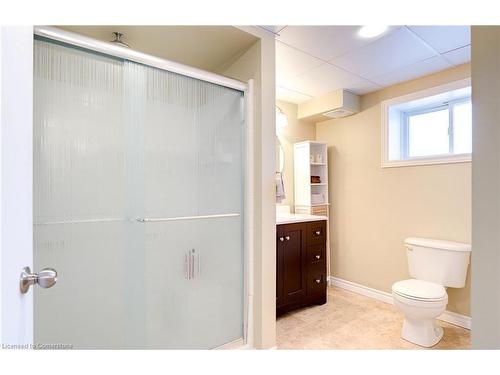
[0,26,34,348]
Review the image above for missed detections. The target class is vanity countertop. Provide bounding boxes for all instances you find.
[276,213,328,225]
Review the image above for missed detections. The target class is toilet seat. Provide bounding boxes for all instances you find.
[392,279,447,302]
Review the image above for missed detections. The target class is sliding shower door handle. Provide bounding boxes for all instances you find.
[20,266,57,294]
[184,249,200,280]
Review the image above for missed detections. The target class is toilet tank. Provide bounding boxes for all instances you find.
[405,237,471,288]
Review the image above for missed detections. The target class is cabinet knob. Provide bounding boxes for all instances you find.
[315,255,321,259]
[315,230,321,235]
[279,237,284,242]
[285,236,290,241]
[315,279,321,284]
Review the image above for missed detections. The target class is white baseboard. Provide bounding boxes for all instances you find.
[328,276,471,330]
[438,310,471,330]
[329,276,394,304]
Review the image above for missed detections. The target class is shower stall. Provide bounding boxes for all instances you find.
[31,27,253,349]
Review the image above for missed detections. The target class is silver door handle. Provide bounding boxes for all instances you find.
[285,236,290,241]
[184,249,200,280]
[20,266,57,294]
[279,237,284,242]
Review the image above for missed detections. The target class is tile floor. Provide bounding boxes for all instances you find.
[276,286,470,349]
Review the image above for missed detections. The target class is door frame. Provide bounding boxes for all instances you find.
[0,25,255,349]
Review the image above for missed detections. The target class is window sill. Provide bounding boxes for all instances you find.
[381,154,471,168]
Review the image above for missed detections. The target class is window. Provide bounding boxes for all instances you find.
[403,99,472,158]
[381,79,472,167]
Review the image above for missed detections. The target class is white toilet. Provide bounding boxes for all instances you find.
[392,237,471,347]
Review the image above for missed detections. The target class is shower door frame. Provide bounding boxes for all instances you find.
[0,25,255,349]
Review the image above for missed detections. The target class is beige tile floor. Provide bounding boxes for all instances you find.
[276,286,470,349]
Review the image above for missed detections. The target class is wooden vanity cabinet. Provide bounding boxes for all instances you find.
[276,220,327,316]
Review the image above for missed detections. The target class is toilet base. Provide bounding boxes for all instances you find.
[401,317,443,347]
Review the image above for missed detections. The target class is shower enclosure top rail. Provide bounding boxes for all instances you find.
[34,26,248,92]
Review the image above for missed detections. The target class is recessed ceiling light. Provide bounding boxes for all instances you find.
[358,25,388,38]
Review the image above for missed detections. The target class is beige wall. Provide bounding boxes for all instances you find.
[276,100,316,209]
[471,27,500,348]
[316,64,472,316]
[221,26,276,349]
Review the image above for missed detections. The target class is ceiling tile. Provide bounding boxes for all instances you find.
[276,86,313,104]
[286,63,366,97]
[277,25,395,61]
[330,27,437,80]
[408,25,470,53]
[258,25,287,35]
[276,41,324,86]
[443,45,471,66]
[347,80,382,95]
[372,55,452,87]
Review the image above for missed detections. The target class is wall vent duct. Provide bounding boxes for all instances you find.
[297,89,360,122]
[323,108,355,118]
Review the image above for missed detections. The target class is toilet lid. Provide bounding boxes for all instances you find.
[392,279,447,301]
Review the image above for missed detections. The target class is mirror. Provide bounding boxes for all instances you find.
[276,136,285,173]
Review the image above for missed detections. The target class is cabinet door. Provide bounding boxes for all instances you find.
[282,224,307,304]
[276,227,285,307]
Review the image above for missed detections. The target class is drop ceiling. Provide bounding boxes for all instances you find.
[264,26,471,104]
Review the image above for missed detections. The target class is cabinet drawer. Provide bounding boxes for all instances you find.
[307,220,326,245]
[307,244,325,264]
[307,265,326,296]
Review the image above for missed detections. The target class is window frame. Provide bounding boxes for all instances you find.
[401,97,471,160]
[381,78,472,168]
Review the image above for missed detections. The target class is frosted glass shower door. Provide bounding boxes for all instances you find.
[130,62,245,349]
[33,38,245,349]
